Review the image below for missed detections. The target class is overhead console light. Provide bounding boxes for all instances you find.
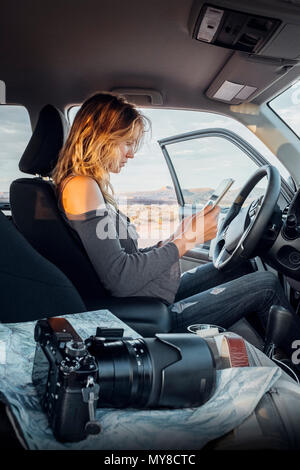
[193,4,281,54]
[196,6,224,43]
[213,81,257,102]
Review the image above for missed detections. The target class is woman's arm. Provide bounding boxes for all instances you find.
[61,175,103,215]
[140,204,220,255]
[157,204,220,257]
[139,241,163,253]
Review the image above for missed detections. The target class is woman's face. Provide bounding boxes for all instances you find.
[109,138,137,174]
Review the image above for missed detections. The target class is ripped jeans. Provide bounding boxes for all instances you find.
[169,261,292,333]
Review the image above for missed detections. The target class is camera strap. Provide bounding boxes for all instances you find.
[81,376,101,436]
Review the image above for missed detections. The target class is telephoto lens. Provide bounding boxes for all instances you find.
[86,328,216,409]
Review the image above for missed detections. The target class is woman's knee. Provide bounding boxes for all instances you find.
[249,270,289,310]
[239,270,286,309]
[246,270,280,292]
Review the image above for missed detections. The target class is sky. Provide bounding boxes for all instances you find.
[270,80,300,139]
[0,106,31,194]
[0,81,299,196]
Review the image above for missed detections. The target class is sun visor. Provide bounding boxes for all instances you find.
[206,52,298,104]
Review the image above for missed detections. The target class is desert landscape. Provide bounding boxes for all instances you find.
[117,185,264,247]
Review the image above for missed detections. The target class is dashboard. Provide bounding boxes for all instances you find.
[263,188,300,281]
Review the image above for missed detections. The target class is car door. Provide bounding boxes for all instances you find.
[158,128,293,273]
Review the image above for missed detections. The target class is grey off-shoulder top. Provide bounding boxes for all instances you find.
[57,177,181,304]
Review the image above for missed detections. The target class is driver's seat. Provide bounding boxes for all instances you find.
[9,105,171,336]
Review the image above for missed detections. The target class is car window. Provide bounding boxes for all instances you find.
[0,106,32,204]
[269,80,300,138]
[163,135,267,210]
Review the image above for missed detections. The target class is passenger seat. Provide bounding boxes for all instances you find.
[0,209,85,323]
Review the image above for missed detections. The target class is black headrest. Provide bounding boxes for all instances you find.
[19,104,69,176]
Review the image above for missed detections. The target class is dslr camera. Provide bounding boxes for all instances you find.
[32,317,216,442]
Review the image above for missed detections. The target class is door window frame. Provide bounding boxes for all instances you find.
[158,127,293,207]
[159,127,293,264]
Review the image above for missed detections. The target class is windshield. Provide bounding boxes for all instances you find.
[269,81,300,138]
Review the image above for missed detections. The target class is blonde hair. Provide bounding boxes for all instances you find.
[52,92,149,207]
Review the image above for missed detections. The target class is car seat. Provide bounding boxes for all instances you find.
[9,105,171,336]
[0,209,85,322]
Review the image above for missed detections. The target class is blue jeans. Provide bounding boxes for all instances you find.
[169,262,292,333]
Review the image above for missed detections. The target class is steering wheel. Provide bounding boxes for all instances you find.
[213,165,281,271]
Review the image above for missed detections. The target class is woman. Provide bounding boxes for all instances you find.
[52,92,292,335]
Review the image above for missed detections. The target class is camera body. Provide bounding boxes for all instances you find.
[32,317,216,443]
[32,317,100,442]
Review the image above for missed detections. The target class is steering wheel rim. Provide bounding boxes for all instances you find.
[213,165,281,271]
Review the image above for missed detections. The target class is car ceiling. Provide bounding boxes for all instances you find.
[0,0,300,122]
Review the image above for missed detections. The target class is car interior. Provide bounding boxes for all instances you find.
[1,0,300,450]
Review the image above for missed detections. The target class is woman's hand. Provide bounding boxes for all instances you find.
[169,204,221,257]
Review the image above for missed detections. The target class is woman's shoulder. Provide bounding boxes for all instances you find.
[62,174,100,191]
[61,175,105,215]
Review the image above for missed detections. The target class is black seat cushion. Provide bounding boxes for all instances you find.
[0,210,86,323]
